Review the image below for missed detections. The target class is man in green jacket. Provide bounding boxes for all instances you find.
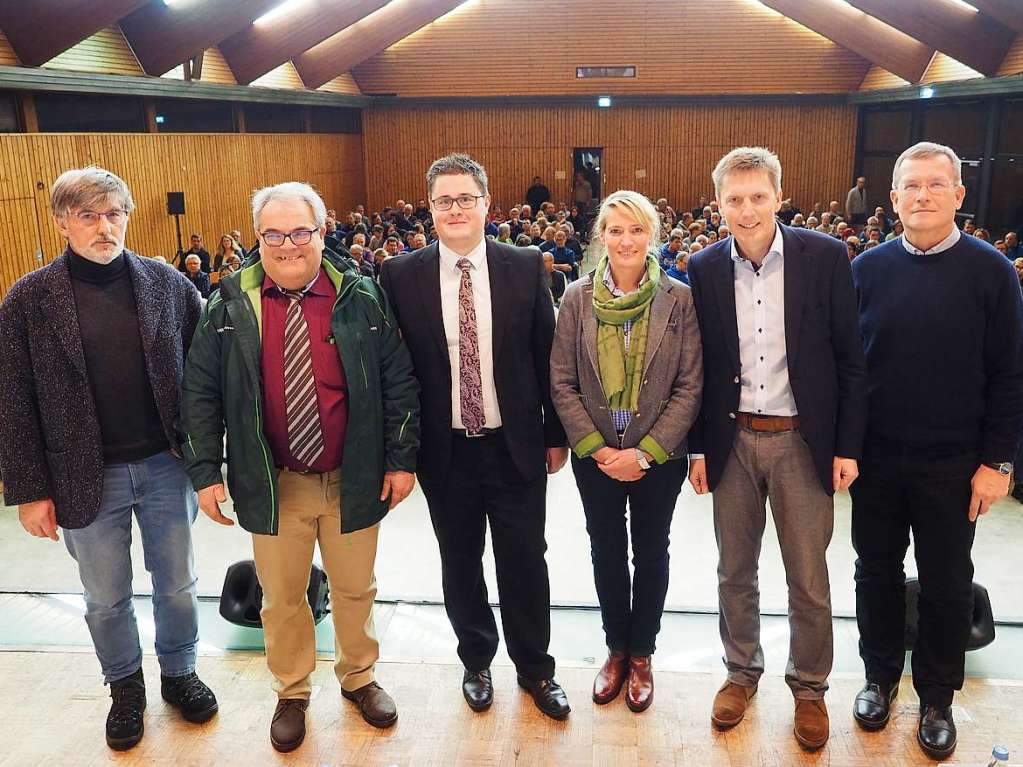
[181,182,420,752]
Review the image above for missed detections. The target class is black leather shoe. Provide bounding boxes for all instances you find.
[462,668,493,712]
[106,668,146,751]
[161,672,219,723]
[853,681,898,730]
[517,675,570,720]
[918,703,957,760]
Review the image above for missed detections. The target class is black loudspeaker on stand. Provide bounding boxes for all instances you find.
[167,192,185,265]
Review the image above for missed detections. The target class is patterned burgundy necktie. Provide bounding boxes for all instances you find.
[456,258,485,434]
[282,288,324,468]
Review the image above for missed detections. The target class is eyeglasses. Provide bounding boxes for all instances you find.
[70,209,128,226]
[260,229,317,247]
[431,194,485,211]
[898,180,955,195]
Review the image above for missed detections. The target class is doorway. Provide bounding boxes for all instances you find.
[572,147,602,213]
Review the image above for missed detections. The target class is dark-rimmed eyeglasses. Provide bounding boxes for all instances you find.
[431,194,485,211]
[260,229,317,247]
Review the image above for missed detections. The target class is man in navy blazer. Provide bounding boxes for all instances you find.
[686,147,867,751]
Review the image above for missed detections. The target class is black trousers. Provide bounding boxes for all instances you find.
[850,446,977,708]
[419,432,555,680]
[571,453,687,655]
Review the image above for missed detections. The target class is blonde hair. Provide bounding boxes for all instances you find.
[712,147,782,198]
[592,190,662,254]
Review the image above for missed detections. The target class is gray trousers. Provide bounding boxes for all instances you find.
[712,427,834,699]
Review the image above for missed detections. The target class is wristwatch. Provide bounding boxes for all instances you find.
[635,449,651,470]
[984,461,1013,475]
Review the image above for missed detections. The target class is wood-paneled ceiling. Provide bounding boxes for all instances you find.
[0,0,1019,94]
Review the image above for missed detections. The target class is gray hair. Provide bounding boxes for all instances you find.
[426,153,489,198]
[498,223,511,236]
[892,141,962,189]
[50,166,135,217]
[184,254,200,264]
[251,181,326,231]
[711,147,782,198]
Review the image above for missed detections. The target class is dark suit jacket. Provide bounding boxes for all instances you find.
[687,225,867,494]
[379,239,566,484]
[0,250,202,528]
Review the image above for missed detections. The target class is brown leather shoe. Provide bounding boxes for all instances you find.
[626,656,653,713]
[711,680,757,729]
[341,682,398,728]
[794,698,830,751]
[592,651,629,704]
[270,698,308,753]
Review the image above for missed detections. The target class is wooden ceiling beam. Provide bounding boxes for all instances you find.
[219,0,391,85]
[844,0,1015,77]
[0,0,148,67]
[760,0,934,83]
[968,0,1023,34]
[294,0,465,90]
[118,0,279,76]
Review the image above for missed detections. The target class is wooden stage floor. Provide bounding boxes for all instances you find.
[1,650,1019,766]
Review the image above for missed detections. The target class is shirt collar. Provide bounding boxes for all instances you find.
[602,262,648,297]
[730,223,784,266]
[439,237,487,272]
[261,266,329,297]
[900,227,961,256]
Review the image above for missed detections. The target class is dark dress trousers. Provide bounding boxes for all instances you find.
[379,239,566,680]
[686,225,868,494]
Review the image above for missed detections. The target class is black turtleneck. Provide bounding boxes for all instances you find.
[67,249,168,463]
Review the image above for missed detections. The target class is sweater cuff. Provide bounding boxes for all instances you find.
[573,431,605,459]
[638,435,669,465]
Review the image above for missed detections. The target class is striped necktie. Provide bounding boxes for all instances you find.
[282,288,324,469]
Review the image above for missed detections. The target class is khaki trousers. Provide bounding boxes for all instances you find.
[252,468,379,700]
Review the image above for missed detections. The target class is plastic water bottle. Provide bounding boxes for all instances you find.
[987,745,1009,766]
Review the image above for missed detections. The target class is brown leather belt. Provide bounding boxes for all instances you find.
[736,412,800,432]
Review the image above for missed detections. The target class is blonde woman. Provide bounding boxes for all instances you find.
[212,233,242,272]
[550,190,703,712]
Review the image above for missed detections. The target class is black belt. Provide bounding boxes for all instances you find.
[452,427,502,439]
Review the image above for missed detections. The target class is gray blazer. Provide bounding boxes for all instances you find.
[550,272,703,462]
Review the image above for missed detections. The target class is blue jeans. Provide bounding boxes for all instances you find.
[63,450,200,684]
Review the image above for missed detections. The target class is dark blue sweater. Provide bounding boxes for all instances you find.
[851,234,1023,463]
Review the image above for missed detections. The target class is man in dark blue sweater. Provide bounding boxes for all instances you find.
[850,142,1023,760]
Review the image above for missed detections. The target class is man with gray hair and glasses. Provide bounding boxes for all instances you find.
[850,141,1023,760]
[0,166,217,751]
[181,181,420,752]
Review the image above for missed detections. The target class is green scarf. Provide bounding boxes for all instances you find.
[592,254,660,411]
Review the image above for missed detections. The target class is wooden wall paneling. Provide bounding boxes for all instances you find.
[250,62,306,91]
[0,133,365,298]
[920,52,984,85]
[361,103,857,219]
[40,26,143,77]
[352,0,871,97]
[0,30,20,66]
[318,73,364,96]
[859,65,912,90]
[997,34,1023,77]
[160,46,238,85]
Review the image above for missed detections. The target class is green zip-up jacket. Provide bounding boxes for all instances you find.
[180,249,420,535]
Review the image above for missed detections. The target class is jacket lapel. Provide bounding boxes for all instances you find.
[40,253,88,378]
[486,239,511,364]
[708,248,741,373]
[415,243,447,360]
[781,225,809,370]
[581,277,600,379]
[125,251,166,355]
[641,281,673,378]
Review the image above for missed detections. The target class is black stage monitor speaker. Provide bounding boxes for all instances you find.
[904,577,995,651]
[219,559,330,628]
[167,191,185,216]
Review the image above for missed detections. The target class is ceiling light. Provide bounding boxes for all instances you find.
[255,0,308,25]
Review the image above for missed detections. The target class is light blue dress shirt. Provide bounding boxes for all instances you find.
[731,225,798,416]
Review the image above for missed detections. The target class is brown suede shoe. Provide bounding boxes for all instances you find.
[794,698,830,751]
[625,656,653,713]
[341,682,398,728]
[592,651,629,704]
[270,698,308,753]
[711,680,757,729]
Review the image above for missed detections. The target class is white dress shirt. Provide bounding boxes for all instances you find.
[731,225,798,416]
[439,238,503,429]
[900,226,961,256]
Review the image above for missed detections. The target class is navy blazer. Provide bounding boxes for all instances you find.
[379,239,566,484]
[687,225,867,494]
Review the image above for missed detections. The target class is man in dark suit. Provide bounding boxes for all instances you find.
[0,166,217,752]
[379,154,571,720]
[686,147,867,751]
